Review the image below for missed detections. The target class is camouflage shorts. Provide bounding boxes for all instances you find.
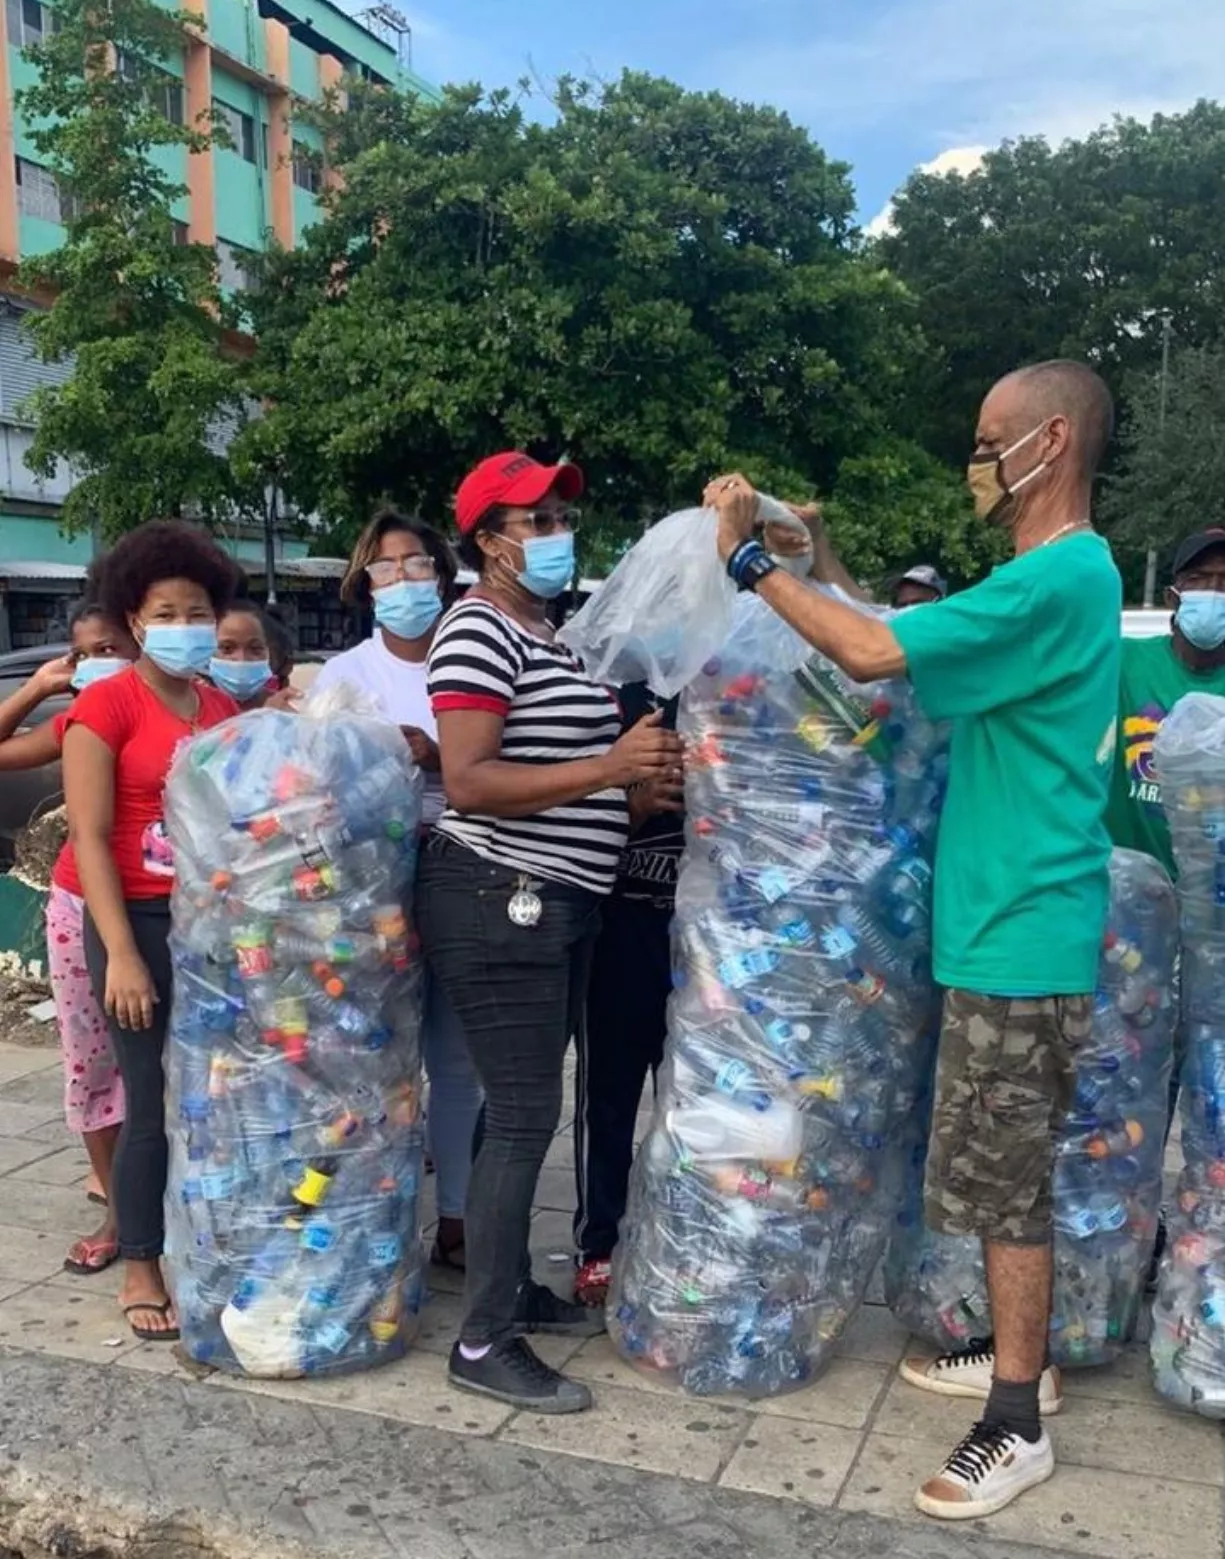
[923,988,1094,1244]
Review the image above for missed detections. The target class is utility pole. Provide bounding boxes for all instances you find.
[263,481,279,607]
[1142,311,1173,607]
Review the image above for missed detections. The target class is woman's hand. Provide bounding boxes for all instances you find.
[604,710,684,788]
[264,686,301,713]
[105,950,157,1031]
[401,726,441,772]
[702,473,761,560]
[31,654,76,699]
[628,775,685,832]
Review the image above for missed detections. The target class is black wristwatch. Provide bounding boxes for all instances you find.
[726,538,778,593]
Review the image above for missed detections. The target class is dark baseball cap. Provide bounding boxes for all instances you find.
[896,564,948,599]
[1172,529,1225,578]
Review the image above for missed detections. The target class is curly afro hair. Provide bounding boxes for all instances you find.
[96,520,243,626]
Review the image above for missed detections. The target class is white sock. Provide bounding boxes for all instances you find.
[459,1342,492,1361]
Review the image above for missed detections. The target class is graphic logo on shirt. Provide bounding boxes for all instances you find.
[1124,702,1167,809]
[141,820,175,878]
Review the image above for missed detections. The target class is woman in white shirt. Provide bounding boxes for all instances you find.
[314,508,482,1270]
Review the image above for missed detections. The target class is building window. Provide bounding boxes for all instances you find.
[213,100,256,163]
[5,0,53,48]
[216,238,257,292]
[115,50,185,126]
[171,219,190,246]
[292,141,321,195]
[14,157,62,223]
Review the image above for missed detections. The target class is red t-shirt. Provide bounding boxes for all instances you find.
[48,711,78,895]
[63,668,237,899]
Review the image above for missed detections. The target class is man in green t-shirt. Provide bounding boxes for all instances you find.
[1107,530,1225,878]
[704,359,1120,1523]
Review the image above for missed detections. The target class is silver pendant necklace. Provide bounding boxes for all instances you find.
[508,873,543,927]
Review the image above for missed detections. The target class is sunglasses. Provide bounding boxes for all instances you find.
[503,507,582,537]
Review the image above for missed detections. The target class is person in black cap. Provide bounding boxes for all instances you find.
[892,564,949,609]
[1105,527,1225,880]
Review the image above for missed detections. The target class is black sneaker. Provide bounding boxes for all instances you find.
[1146,1211,1168,1294]
[448,1338,592,1414]
[513,1279,606,1337]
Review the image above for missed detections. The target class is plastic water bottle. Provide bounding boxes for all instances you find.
[1149,694,1225,1415]
[608,598,946,1397]
[884,847,1177,1369]
[162,701,427,1379]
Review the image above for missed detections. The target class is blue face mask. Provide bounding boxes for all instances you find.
[515,532,575,600]
[70,656,129,692]
[1175,590,1225,651]
[208,656,272,702]
[139,622,217,679]
[372,580,442,641]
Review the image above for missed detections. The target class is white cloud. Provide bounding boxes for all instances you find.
[865,145,987,237]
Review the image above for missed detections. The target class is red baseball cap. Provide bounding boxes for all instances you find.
[455,451,584,535]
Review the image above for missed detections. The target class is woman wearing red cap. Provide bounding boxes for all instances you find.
[417,451,683,1414]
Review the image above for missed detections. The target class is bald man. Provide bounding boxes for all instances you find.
[706,360,1122,1522]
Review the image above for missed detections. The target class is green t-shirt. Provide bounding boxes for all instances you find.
[1104,634,1225,879]
[892,532,1121,997]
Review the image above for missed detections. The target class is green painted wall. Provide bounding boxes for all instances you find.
[288,36,319,100]
[0,515,94,564]
[208,0,265,71]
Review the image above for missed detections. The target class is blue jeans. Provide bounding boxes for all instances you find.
[417,834,600,1345]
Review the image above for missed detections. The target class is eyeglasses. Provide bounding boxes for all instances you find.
[366,555,438,588]
[503,507,581,537]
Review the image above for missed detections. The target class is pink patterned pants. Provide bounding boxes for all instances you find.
[46,886,125,1133]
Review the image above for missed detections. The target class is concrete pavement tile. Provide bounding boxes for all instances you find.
[0,1281,137,1363]
[835,1304,911,1366]
[10,1143,91,1186]
[872,1369,1000,1442]
[212,1343,516,1436]
[0,1220,68,1282]
[0,1177,99,1232]
[1049,1395,1225,1485]
[115,1340,198,1376]
[0,1068,67,1109]
[533,1164,577,1213]
[0,1100,61,1137]
[48,1258,124,1297]
[411,1288,583,1370]
[543,1133,574,1170]
[501,1379,748,1481]
[19,1116,77,1149]
[1062,1343,1166,1407]
[751,1358,893,1431]
[718,1412,858,1506]
[0,1045,59,1082]
[0,1135,63,1176]
[840,1430,1225,1559]
[864,1262,886,1305]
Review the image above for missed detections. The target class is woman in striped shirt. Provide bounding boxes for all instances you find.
[418,451,682,1415]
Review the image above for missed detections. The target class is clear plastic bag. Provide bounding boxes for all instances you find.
[885,848,1177,1368]
[163,695,426,1378]
[559,495,806,697]
[1151,693,1225,1415]
[607,597,947,1396]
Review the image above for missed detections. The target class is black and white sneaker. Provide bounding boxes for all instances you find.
[915,1419,1054,1520]
[513,1279,607,1337]
[448,1338,593,1414]
[900,1338,1062,1416]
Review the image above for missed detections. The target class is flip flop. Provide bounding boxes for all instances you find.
[63,1234,120,1276]
[122,1300,181,1343]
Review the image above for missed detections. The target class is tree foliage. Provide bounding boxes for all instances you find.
[240,73,924,559]
[16,0,239,538]
[880,101,1225,467]
[1099,344,1225,561]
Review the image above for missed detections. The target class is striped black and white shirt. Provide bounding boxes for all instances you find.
[428,598,629,895]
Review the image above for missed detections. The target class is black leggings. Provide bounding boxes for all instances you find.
[84,901,173,1262]
[417,835,600,1345]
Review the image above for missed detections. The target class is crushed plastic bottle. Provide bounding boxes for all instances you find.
[163,693,426,1378]
[607,596,946,1397]
[1150,693,1225,1415]
[885,847,1177,1369]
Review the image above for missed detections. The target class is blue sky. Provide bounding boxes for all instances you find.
[394,0,1223,227]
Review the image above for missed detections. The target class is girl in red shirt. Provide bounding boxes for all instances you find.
[63,522,240,1343]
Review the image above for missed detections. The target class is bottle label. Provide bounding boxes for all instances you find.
[301,1221,335,1253]
[369,1234,401,1267]
[715,1060,751,1095]
[756,867,790,903]
[200,1168,234,1201]
[316,1320,351,1354]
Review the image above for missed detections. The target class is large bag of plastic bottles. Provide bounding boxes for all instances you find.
[1151,692,1225,1415]
[584,586,946,1396]
[162,690,426,1378]
[884,847,1177,1368]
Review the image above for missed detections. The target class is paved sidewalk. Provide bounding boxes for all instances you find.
[0,1038,1221,1559]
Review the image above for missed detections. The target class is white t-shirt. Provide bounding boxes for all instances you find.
[312,635,444,823]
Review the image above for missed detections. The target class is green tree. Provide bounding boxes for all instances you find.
[240,72,925,560]
[880,101,1225,466]
[16,0,239,538]
[1099,343,1225,570]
